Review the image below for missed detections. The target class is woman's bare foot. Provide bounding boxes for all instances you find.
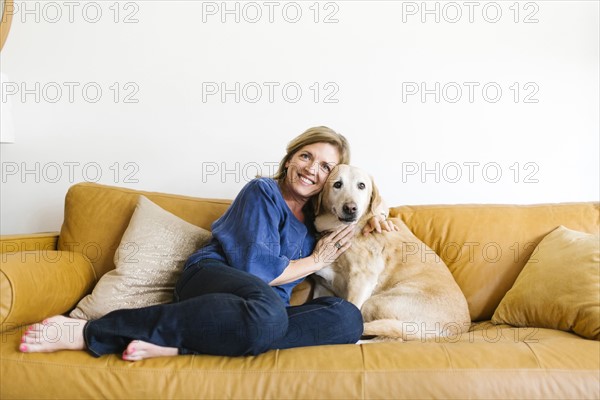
[122,340,178,361]
[20,315,86,353]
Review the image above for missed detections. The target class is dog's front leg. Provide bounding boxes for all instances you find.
[346,274,378,310]
[344,257,384,310]
[312,267,338,298]
[313,281,336,298]
[314,265,336,288]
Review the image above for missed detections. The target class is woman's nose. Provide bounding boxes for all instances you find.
[304,161,319,175]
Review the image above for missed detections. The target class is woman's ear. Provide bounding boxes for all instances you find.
[369,176,383,216]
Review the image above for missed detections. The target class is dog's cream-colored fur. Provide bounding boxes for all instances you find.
[313,165,471,341]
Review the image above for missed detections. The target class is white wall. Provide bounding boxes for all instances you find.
[1,0,598,235]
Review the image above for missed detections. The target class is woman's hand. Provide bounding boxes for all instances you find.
[312,223,356,268]
[362,214,399,235]
[269,223,356,286]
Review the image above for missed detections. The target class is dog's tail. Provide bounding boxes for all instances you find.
[362,319,406,339]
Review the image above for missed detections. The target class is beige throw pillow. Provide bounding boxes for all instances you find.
[70,196,212,320]
[492,226,600,340]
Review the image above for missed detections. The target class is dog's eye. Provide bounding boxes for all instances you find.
[333,181,343,189]
[358,182,366,190]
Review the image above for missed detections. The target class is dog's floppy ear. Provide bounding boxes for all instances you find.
[313,190,324,216]
[314,164,340,216]
[369,175,383,216]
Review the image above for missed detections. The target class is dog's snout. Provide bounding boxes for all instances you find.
[343,202,358,216]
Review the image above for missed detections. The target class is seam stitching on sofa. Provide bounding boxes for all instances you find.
[73,183,231,206]
[1,358,598,374]
[359,344,366,400]
[440,344,455,370]
[0,233,60,242]
[0,269,14,325]
[394,202,600,210]
[523,341,543,368]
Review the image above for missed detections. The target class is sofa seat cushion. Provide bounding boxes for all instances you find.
[2,323,598,399]
[390,203,600,321]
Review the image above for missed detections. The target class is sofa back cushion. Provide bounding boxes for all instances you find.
[390,203,600,321]
[57,183,231,279]
[58,183,599,322]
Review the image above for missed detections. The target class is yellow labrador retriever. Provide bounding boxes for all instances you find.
[313,165,470,341]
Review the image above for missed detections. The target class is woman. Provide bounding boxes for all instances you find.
[20,126,395,360]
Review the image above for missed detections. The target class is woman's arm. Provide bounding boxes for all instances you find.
[269,223,356,286]
[210,180,292,283]
[269,257,323,286]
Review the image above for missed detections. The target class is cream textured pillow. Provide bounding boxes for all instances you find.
[70,196,212,320]
[492,226,600,340]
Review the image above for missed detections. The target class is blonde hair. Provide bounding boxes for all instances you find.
[273,126,350,181]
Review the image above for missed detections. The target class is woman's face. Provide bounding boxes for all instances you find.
[284,142,340,200]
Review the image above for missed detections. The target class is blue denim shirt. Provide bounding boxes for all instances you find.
[185,178,316,305]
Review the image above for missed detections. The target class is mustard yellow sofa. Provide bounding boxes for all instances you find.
[1,182,598,399]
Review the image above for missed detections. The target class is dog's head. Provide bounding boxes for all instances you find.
[314,164,382,233]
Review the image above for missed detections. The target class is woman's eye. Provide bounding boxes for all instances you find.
[321,164,331,173]
[300,154,310,160]
[333,181,342,189]
[358,182,366,190]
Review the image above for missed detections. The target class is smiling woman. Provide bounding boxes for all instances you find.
[0,0,13,51]
[20,126,366,361]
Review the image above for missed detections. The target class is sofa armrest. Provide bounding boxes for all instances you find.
[0,232,60,253]
[0,250,96,332]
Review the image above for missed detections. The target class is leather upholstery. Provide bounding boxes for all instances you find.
[0,251,96,332]
[1,182,598,399]
[390,203,599,320]
[57,182,231,279]
[1,324,598,399]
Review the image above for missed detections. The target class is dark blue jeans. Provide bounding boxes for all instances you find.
[83,259,363,357]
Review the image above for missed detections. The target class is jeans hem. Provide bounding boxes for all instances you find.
[83,321,102,358]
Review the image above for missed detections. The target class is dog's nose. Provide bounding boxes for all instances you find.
[343,202,358,216]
